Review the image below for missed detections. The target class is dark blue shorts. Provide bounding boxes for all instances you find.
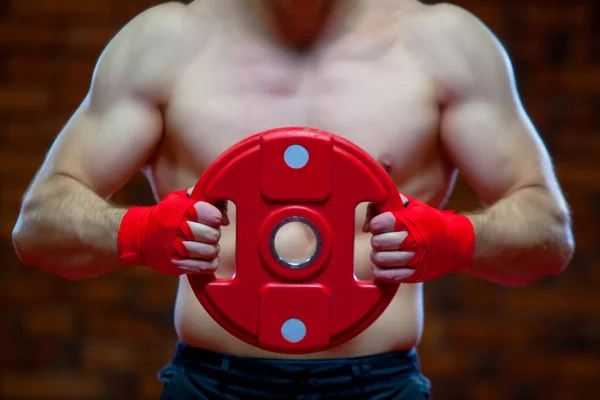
[158,341,431,399]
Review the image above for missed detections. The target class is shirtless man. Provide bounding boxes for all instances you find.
[12,1,574,399]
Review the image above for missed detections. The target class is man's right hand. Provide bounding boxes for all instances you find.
[117,189,224,275]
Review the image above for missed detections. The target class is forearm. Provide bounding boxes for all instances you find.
[465,186,574,286]
[12,174,129,280]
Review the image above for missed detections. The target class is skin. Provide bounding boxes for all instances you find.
[13,0,574,359]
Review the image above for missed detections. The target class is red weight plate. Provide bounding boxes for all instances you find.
[189,127,404,354]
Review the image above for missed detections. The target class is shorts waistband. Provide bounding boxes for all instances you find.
[169,341,422,379]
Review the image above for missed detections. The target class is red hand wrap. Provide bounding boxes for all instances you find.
[117,190,198,275]
[392,196,475,283]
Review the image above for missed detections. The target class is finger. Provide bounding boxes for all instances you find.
[193,202,223,227]
[370,250,415,267]
[372,265,415,282]
[187,221,221,244]
[371,231,409,251]
[183,241,220,259]
[369,212,397,234]
[172,257,219,274]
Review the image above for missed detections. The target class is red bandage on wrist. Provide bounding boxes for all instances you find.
[392,196,475,283]
[117,190,198,275]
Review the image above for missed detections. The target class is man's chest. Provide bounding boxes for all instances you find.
[163,35,442,181]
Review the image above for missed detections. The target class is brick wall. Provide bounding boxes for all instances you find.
[1,1,598,399]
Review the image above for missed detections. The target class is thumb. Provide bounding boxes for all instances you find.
[215,200,230,226]
[362,203,379,233]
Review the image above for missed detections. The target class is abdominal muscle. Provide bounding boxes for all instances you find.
[173,203,424,359]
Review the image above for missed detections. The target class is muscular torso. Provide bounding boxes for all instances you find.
[145,2,456,358]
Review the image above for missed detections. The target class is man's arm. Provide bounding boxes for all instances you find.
[12,10,167,280]
[437,7,574,286]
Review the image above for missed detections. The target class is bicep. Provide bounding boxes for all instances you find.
[42,96,162,198]
[34,32,163,198]
[441,98,551,205]
[439,20,557,205]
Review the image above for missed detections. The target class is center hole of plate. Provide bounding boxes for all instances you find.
[271,217,321,269]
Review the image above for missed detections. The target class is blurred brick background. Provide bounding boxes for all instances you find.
[1,0,598,399]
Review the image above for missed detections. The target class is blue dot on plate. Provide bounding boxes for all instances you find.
[281,318,307,343]
[284,145,309,169]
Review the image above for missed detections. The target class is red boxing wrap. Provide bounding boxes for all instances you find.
[392,196,475,283]
[117,190,198,275]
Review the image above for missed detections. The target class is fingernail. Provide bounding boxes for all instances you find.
[212,214,221,225]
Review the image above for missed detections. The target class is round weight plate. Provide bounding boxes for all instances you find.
[188,127,404,354]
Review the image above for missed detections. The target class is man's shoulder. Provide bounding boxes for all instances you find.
[114,2,209,55]
[404,3,497,53]
[91,2,212,98]
[395,3,509,95]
